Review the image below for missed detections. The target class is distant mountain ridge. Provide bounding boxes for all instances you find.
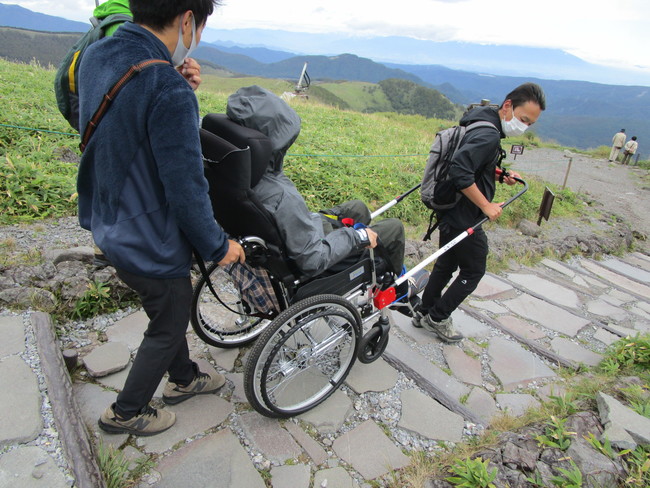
[0,3,88,32]
[1,3,649,155]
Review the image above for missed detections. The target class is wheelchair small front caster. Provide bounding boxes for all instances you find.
[357,317,390,364]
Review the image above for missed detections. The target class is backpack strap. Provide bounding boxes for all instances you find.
[79,59,169,152]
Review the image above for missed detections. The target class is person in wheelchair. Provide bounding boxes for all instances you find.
[224,86,418,311]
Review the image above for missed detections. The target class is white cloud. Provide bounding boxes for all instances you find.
[7,0,650,73]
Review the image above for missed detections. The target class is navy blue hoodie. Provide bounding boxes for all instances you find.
[77,22,229,278]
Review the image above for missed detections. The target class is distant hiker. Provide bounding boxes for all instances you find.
[77,0,246,437]
[412,82,546,343]
[622,136,638,165]
[609,129,626,162]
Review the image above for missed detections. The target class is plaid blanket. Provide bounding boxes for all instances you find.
[228,262,280,315]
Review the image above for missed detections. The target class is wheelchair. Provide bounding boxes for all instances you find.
[191,113,417,418]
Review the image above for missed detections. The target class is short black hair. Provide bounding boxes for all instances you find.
[632,136,637,140]
[501,82,546,111]
[130,0,220,30]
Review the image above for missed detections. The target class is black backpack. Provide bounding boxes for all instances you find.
[420,121,501,240]
[54,12,132,131]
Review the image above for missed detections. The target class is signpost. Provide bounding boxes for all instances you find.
[510,145,524,160]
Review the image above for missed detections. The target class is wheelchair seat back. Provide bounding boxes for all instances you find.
[200,113,283,249]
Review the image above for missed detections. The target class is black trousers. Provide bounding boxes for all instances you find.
[113,267,196,419]
[421,223,488,321]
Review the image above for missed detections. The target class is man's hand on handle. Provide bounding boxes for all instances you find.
[218,239,246,266]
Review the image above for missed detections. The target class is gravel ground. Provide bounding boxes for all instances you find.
[508,147,650,246]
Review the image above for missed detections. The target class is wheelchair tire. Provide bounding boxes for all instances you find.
[244,294,361,418]
[191,262,271,348]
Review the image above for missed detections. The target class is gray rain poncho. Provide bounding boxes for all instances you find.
[226,86,365,277]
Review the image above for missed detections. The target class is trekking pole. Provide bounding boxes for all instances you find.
[392,172,528,289]
[370,183,421,219]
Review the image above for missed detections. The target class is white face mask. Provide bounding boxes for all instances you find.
[171,14,197,68]
[501,106,528,137]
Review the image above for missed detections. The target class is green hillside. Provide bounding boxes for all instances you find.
[0,58,586,234]
[0,58,444,226]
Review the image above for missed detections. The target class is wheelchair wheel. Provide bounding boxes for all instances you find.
[244,294,361,418]
[191,262,271,348]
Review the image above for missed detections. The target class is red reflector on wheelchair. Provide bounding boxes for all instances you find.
[373,287,396,309]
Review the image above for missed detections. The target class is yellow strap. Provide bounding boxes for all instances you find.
[68,51,80,93]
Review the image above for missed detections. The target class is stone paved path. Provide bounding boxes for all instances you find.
[1,252,649,487]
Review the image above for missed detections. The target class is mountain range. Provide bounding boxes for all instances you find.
[1,2,648,156]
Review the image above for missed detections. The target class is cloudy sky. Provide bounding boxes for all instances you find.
[9,0,650,74]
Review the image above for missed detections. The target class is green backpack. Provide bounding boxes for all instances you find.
[54,7,132,131]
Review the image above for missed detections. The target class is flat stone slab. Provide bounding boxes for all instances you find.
[586,299,628,321]
[386,336,470,401]
[0,356,42,447]
[225,372,247,404]
[443,346,482,386]
[73,382,127,448]
[284,421,328,466]
[596,392,650,446]
[238,412,302,464]
[598,257,650,283]
[105,311,148,350]
[541,258,575,277]
[488,337,556,391]
[580,259,650,299]
[496,315,547,340]
[506,273,581,309]
[472,274,515,299]
[593,328,621,346]
[0,315,25,358]
[271,464,310,488]
[625,253,650,272]
[207,346,239,372]
[496,393,540,417]
[298,389,353,434]
[452,309,492,338]
[138,394,233,454]
[536,382,567,402]
[399,389,465,442]
[82,341,130,377]
[550,338,602,367]
[468,299,508,314]
[156,428,265,488]
[391,311,439,345]
[465,387,498,426]
[345,357,398,393]
[0,445,69,487]
[333,420,410,479]
[502,293,590,337]
[606,323,642,337]
[313,467,355,488]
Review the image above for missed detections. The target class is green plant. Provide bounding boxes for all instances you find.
[72,280,114,319]
[625,445,650,486]
[601,336,650,374]
[630,400,650,419]
[524,470,545,487]
[445,457,497,488]
[584,432,628,459]
[97,442,130,488]
[550,460,583,487]
[535,416,575,450]
[547,392,579,417]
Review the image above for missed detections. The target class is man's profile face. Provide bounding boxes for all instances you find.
[510,100,542,127]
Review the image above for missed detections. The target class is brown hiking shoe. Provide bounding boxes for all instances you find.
[98,404,175,436]
[162,369,226,405]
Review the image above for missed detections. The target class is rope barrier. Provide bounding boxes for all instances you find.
[0,122,78,137]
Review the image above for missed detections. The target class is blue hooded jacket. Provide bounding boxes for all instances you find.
[77,22,229,278]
